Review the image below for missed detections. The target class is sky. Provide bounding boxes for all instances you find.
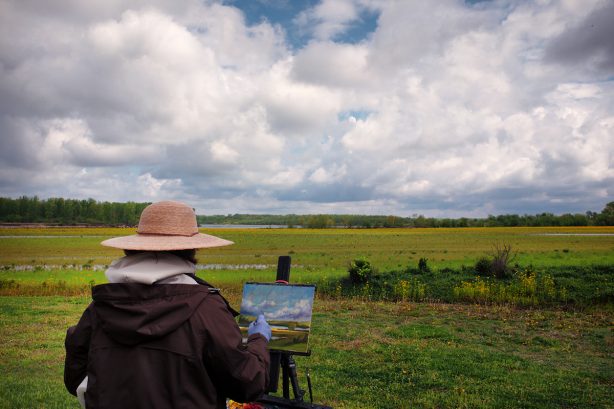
[0,0,612,217]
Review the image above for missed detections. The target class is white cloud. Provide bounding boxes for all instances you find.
[0,0,612,216]
[295,0,360,41]
[292,41,369,87]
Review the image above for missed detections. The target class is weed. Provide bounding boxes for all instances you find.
[491,242,516,278]
[0,279,19,289]
[418,257,430,273]
[394,278,426,301]
[453,268,565,306]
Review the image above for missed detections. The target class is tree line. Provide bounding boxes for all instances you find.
[198,202,614,228]
[1,196,612,227]
[0,196,150,226]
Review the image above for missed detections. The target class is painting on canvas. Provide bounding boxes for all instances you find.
[238,283,316,353]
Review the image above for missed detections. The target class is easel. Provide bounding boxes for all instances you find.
[256,256,332,409]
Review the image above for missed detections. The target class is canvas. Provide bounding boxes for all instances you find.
[239,283,316,353]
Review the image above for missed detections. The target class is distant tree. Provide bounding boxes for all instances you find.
[306,214,334,228]
[597,202,614,225]
[342,216,353,228]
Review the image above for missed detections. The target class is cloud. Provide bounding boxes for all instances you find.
[544,0,614,75]
[0,0,612,216]
[291,41,369,87]
[294,0,360,41]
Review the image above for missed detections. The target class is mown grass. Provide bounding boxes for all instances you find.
[0,296,611,409]
[0,296,89,409]
[302,300,613,409]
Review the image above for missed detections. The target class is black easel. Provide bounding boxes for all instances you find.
[257,256,332,409]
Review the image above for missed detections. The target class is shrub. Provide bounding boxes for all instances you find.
[474,243,516,279]
[491,242,515,278]
[474,257,492,276]
[348,257,377,283]
[418,257,430,273]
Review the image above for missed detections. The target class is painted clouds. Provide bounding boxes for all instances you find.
[0,0,612,216]
[240,284,315,322]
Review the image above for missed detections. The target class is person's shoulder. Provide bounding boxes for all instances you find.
[190,284,239,317]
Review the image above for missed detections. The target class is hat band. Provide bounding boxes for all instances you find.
[136,232,199,238]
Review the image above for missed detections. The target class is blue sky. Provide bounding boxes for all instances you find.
[0,0,612,217]
[227,0,379,47]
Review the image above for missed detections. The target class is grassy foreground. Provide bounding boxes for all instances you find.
[1,226,613,408]
[0,295,612,409]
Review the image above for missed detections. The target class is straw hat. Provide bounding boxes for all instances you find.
[101,201,233,251]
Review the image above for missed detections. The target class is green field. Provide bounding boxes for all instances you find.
[2,225,614,271]
[0,226,613,408]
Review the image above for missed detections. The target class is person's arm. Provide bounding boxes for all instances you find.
[64,305,93,396]
[201,296,270,403]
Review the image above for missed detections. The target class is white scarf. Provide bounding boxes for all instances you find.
[104,252,198,285]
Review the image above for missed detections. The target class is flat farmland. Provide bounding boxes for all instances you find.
[2,226,613,271]
[0,226,612,408]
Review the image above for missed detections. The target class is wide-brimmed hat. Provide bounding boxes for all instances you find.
[101,201,233,251]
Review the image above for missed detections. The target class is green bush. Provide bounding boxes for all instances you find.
[474,257,492,276]
[348,257,377,283]
[418,257,430,273]
[473,243,516,278]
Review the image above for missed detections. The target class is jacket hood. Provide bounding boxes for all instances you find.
[92,284,211,345]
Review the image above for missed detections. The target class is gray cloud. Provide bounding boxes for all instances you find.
[544,0,614,75]
[0,0,612,217]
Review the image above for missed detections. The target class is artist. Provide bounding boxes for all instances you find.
[64,200,272,409]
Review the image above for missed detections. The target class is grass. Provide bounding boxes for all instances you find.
[305,300,614,409]
[0,226,613,408]
[316,264,614,306]
[2,264,612,306]
[0,296,89,409]
[0,296,611,409]
[1,226,614,270]
[0,268,345,296]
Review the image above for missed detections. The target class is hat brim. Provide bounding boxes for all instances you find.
[101,233,234,251]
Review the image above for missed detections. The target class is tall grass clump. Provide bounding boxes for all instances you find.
[453,267,566,306]
[474,242,516,278]
[392,277,427,301]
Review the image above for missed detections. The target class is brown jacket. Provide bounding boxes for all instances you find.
[64,283,269,409]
